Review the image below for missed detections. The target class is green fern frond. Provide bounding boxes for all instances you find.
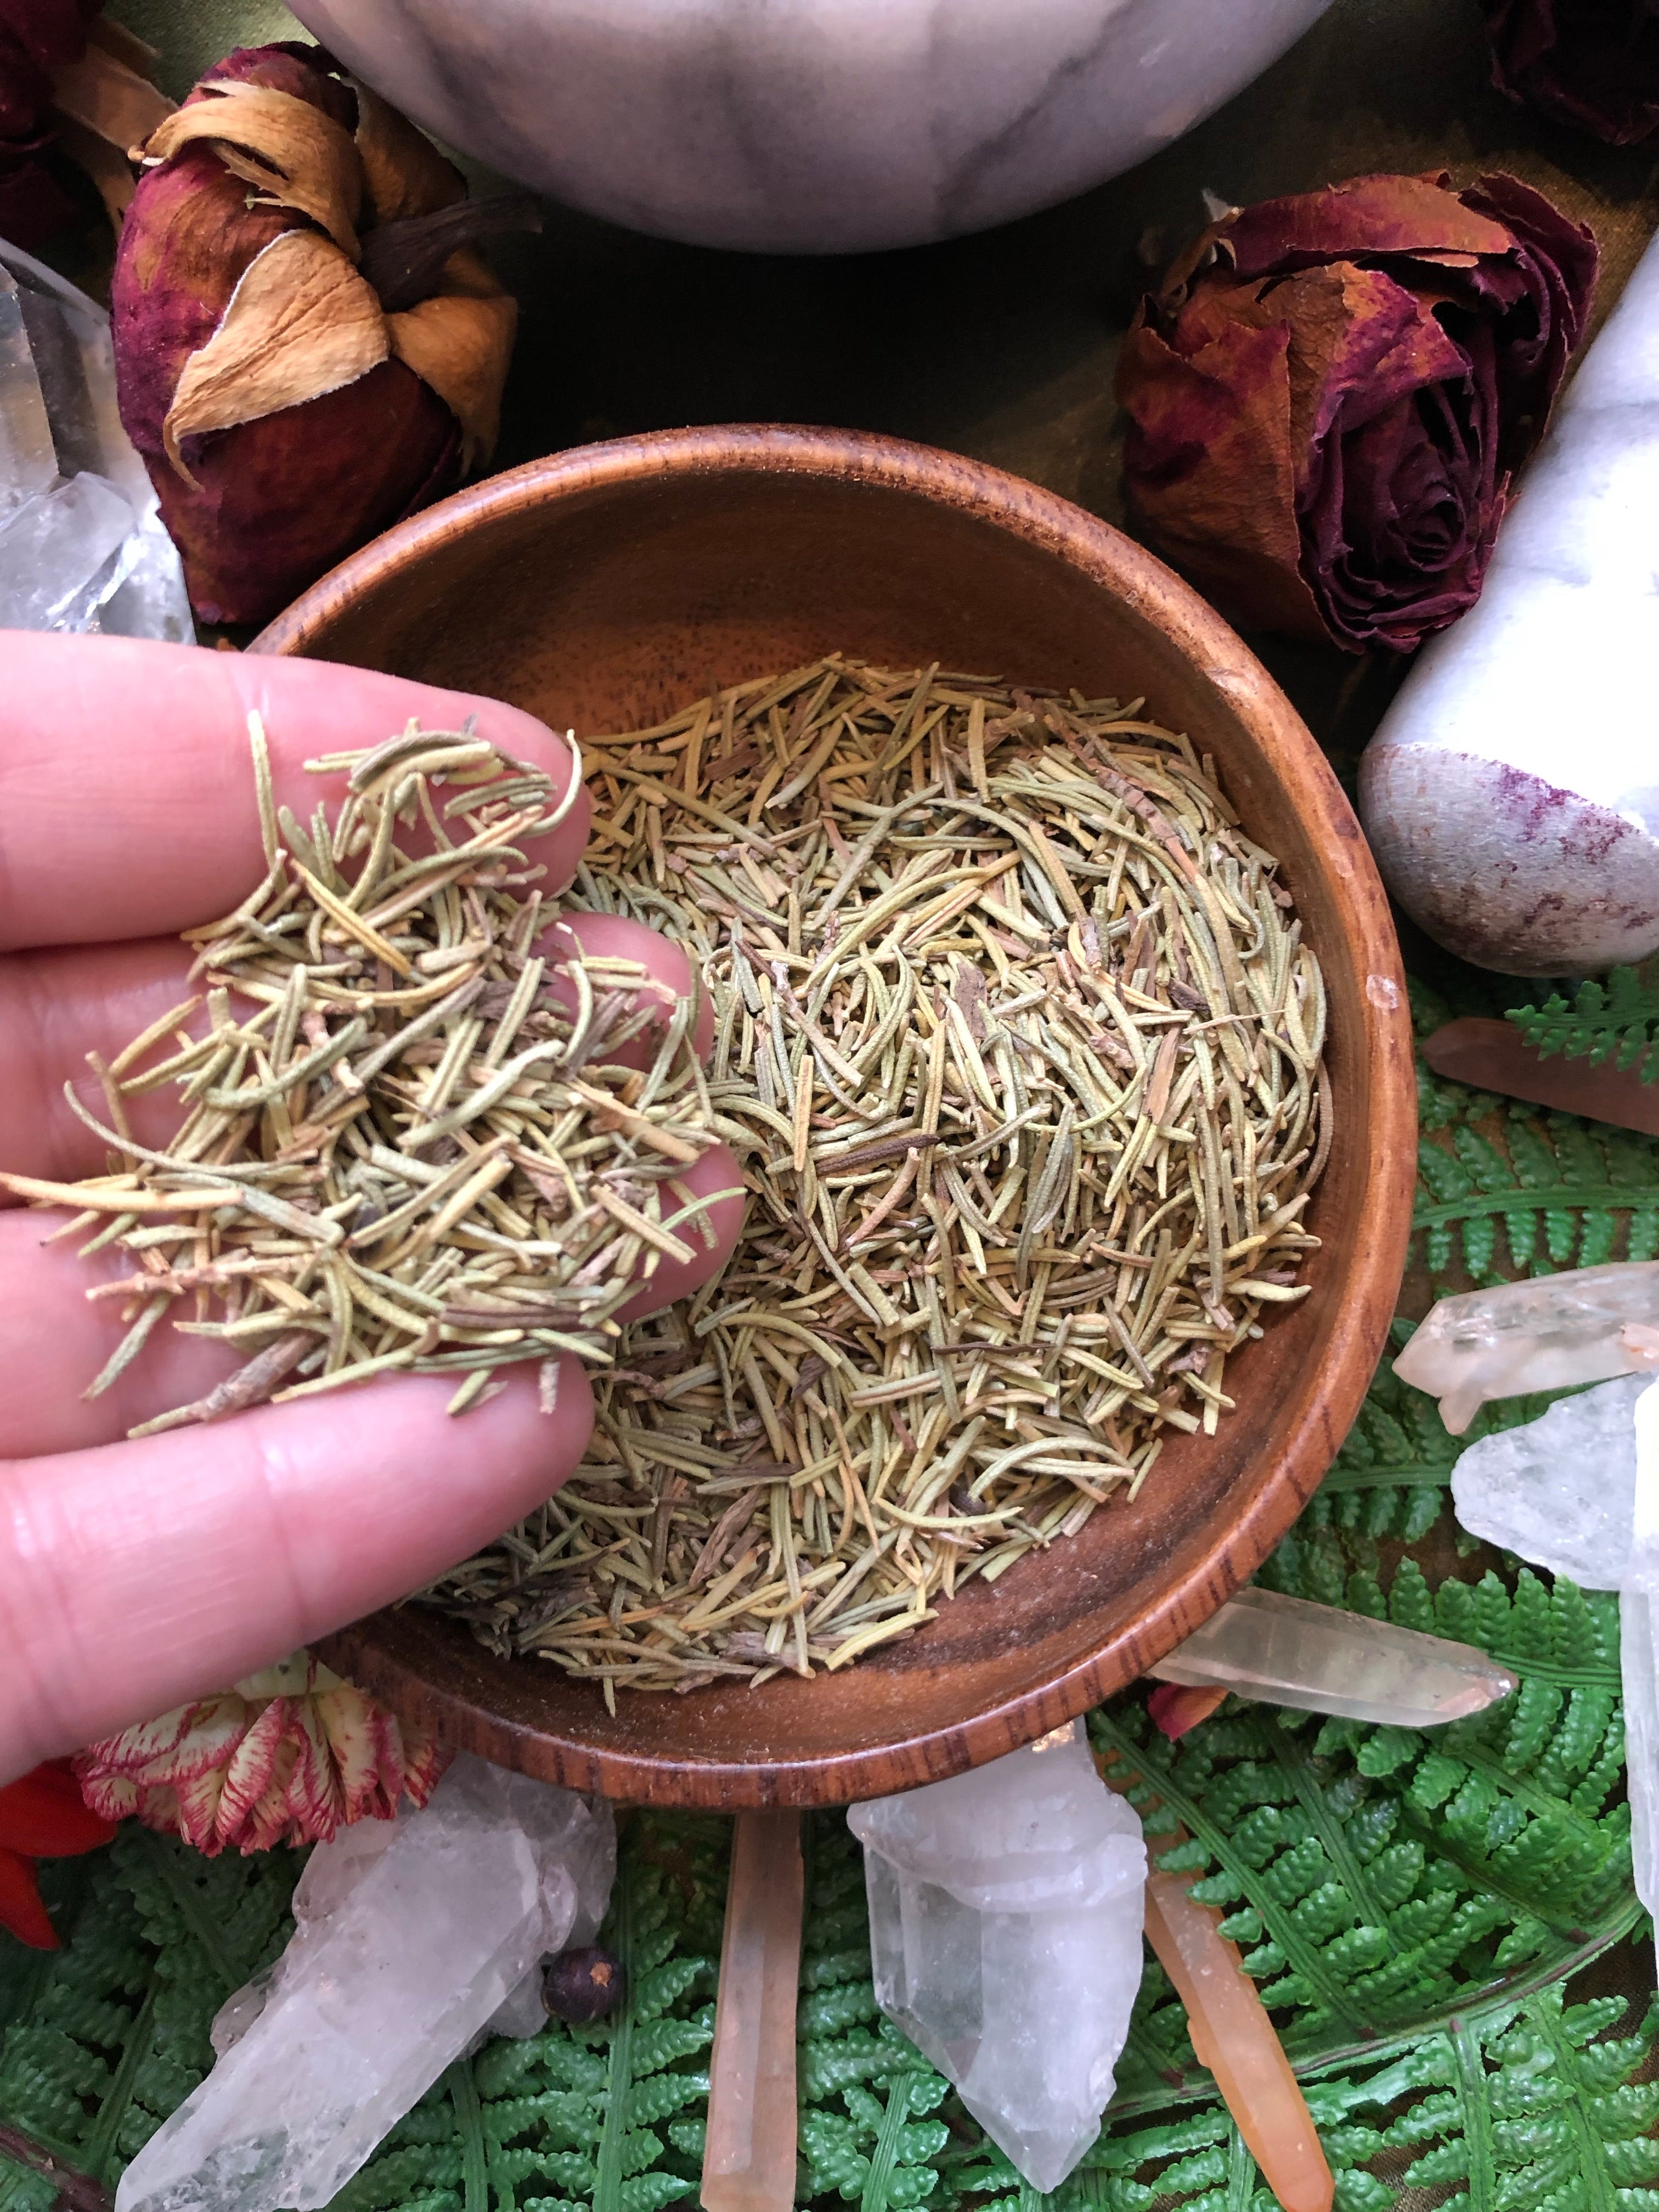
[0,1826,299,2197]
[1093,1436,1635,2101]
[1264,1330,1585,1567]
[1413,1090,1659,1288]
[8,1013,1659,2212]
[1065,1973,1659,2212]
[472,1812,721,2212]
[1507,964,1659,1082]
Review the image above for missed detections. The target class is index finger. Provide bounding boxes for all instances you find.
[0,633,589,952]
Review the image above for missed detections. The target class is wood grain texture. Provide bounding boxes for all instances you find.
[251,424,1416,1806]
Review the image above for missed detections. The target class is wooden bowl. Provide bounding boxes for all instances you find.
[252,425,1415,1808]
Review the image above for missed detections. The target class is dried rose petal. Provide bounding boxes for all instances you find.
[1117,172,1597,654]
[1483,0,1659,144]
[1147,1682,1228,1741]
[1,1759,119,1854]
[0,1758,117,1950]
[112,42,528,627]
[73,1651,449,1856]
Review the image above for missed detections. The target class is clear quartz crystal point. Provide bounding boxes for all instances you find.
[210,1815,409,2060]
[1453,1374,1659,1913]
[0,471,140,630]
[702,1812,804,2212]
[1450,1372,1645,1589]
[1627,1381,1659,1917]
[848,1724,1146,2194]
[1624,1583,1659,1919]
[1393,1260,1659,1434]
[116,1754,616,2212]
[1148,1587,1516,1724]
[0,264,56,523]
[0,239,190,640]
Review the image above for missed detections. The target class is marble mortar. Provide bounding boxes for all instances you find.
[285,0,1339,254]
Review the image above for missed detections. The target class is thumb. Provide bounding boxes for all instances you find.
[0,1362,592,1783]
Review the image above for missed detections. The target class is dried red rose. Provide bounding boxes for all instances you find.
[1116,172,1597,653]
[112,42,531,628]
[74,1652,448,1856]
[0,0,101,246]
[1483,0,1659,145]
[0,1759,117,1950]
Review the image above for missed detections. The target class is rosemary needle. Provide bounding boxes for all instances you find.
[423,659,1328,1698]
[0,718,725,1435]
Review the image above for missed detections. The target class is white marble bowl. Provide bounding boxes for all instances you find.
[288,0,1337,253]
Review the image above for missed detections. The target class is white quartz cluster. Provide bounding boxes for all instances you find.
[1450,1373,1646,1587]
[1429,1300,1659,1914]
[848,1725,1146,2193]
[115,1754,615,2212]
[0,239,189,640]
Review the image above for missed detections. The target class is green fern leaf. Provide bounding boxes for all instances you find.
[1507,965,1659,1081]
[1413,1096,1659,1289]
[8,1015,1659,2212]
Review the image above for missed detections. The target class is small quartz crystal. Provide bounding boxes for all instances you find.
[1394,1261,1659,1432]
[0,264,55,522]
[0,240,190,640]
[1625,1585,1659,1916]
[1149,1587,1515,1724]
[117,1754,615,2212]
[848,1725,1146,2193]
[1627,1382,1659,1918]
[1450,1372,1645,1588]
[1452,1374,1659,1915]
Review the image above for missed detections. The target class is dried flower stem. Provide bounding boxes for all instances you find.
[0,2124,115,2212]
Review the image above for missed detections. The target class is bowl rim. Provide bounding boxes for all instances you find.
[253,422,1417,1805]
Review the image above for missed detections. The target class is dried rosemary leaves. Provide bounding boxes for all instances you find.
[424,658,1329,1697]
[1,719,727,1428]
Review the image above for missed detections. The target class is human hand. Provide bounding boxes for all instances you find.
[0,634,743,1785]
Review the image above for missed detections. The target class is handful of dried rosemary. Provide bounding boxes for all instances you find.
[424,659,1328,1698]
[1,720,727,1429]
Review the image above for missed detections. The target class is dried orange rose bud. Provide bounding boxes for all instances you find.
[74,1650,449,1855]
[111,42,534,627]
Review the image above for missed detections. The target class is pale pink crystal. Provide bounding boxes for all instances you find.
[703,1810,804,2212]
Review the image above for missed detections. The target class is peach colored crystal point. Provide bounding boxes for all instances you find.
[1144,1870,1334,2212]
[1421,1018,1659,1138]
[702,1810,804,2212]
